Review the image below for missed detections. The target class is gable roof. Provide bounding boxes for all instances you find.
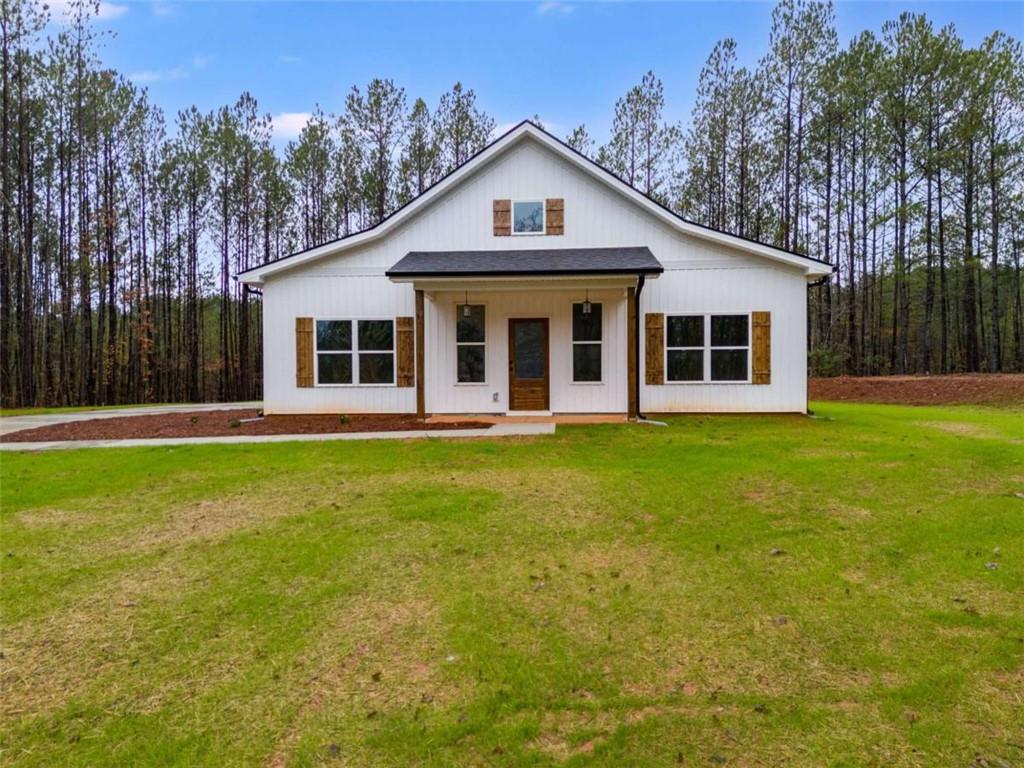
[237,120,832,284]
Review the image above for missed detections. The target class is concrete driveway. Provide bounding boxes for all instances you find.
[0,402,261,438]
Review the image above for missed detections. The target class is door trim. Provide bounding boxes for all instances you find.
[508,318,550,411]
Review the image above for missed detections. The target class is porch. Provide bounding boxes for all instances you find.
[386,247,663,418]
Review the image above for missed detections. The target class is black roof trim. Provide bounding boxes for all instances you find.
[387,247,663,278]
[239,119,828,279]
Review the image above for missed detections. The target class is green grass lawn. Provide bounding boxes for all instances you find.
[1,402,1022,767]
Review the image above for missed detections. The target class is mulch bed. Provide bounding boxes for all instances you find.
[1,410,491,443]
[809,373,1024,406]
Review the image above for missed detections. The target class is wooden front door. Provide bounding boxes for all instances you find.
[508,318,549,411]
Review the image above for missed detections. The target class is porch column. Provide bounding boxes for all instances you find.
[416,289,425,419]
[627,285,638,418]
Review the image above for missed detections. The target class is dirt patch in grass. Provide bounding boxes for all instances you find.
[1,560,195,718]
[809,373,1024,406]
[916,420,1004,439]
[263,594,445,768]
[1,410,490,442]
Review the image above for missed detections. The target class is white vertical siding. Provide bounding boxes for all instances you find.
[261,137,809,414]
[262,275,417,414]
[640,265,808,413]
[425,288,627,414]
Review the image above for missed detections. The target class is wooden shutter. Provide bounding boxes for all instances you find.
[645,313,664,385]
[545,198,564,235]
[493,199,511,236]
[752,311,771,384]
[296,317,314,388]
[396,316,415,387]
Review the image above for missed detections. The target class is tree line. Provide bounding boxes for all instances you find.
[1,0,1021,408]
[569,2,1023,377]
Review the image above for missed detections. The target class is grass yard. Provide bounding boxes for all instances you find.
[1,403,1022,767]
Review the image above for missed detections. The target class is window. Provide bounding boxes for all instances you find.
[572,302,602,382]
[456,305,485,383]
[666,316,703,382]
[666,314,749,383]
[512,200,544,234]
[315,319,395,385]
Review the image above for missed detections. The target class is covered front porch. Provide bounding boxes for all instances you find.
[386,247,663,418]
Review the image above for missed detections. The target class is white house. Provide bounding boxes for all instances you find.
[237,121,831,417]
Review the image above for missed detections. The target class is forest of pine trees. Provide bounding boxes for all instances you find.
[1,0,1021,408]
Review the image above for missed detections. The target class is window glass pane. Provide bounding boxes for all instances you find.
[711,349,748,381]
[667,316,703,348]
[512,201,543,233]
[513,321,545,379]
[456,305,485,343]
[457,345,485,383]
[573,343,601,382]
[667,349,703,381]
[711,315,748,347]
[359,352,394,384]
[572,303,602,342]
[358,320,393,351]
[316,320,351,351]
[317,353,352,384]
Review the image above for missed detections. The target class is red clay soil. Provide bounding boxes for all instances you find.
[1,410,491,443]
[809,373,1024,406]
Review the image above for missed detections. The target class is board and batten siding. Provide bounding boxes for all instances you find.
[263,275,417,413]
[640,265,807,412]
[259,137,809,414]
[425,289,628,414]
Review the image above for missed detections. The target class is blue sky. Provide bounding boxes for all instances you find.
[58,0,1023,147]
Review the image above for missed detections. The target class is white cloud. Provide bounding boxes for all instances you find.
[47,0,128,22]
[129,66,187,84]
[152,2,175,17]
[97,2,128,19]
[537,1,574,16]
[272,112,312,140]
[129,53,207,85]
[279,54,301,65]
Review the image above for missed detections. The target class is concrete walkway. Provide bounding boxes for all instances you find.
[0,421,555,452]
[0,402,260,437]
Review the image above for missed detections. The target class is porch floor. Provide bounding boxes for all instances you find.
[426,413,628,425]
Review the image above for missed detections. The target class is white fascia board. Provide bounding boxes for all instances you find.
[395,273,656,293]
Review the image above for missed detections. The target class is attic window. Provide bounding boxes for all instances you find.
[512,201,544,235]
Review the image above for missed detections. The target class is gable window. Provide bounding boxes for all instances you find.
[315,319,395,385]
[456,305,486,383]
[666,314,749,383]
[572,302,602,382]
[512,200,544,235]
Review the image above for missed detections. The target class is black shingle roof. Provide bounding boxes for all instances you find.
[386,247,663,278]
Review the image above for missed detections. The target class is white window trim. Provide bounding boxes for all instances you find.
[511,199,545,236]
[664,313,751,384]
[313,317,396,387]
[571,301,604,385]
[455,302,487,386]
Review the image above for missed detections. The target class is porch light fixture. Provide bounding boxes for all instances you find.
[463,292,471,317]
[582,289,592,316]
